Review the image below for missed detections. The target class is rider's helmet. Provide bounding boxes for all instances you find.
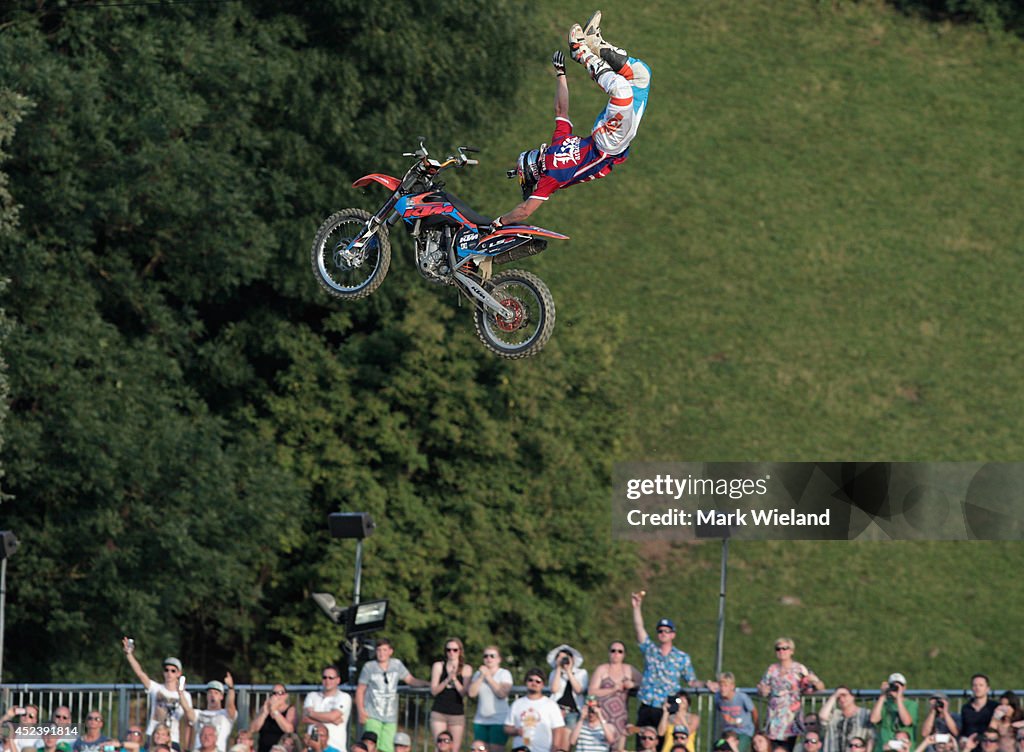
[506,143,548,200]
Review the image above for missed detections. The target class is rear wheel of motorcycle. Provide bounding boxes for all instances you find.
[474,269,556,359]
[311,208,391,299]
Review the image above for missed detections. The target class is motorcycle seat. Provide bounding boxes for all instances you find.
[445,192,493,227]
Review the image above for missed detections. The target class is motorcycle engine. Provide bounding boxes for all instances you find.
[416,229,452,284]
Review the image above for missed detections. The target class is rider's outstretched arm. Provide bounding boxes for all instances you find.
[497,198,543,226]
[551,50,569,120]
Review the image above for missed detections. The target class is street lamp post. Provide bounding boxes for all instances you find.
[0,530,21,686]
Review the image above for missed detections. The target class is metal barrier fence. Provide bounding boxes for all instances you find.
[0,684,1009,752]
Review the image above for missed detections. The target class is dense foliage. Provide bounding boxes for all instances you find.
[0,0,631,682]
[887,0,1024,35]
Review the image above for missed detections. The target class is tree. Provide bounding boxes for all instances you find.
[0,0,631,681]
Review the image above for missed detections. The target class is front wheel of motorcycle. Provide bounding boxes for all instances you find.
[310,208,391,299]
[474,269,556,359]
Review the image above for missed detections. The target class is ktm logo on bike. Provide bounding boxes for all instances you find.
[403,204,456,218]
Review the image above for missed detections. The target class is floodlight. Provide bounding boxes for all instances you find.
[328,512,375,540]
[0,531,18,560]
[345,599,389,636]
[311,592,345,624]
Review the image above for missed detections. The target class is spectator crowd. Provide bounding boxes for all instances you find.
[3,592,1023,752]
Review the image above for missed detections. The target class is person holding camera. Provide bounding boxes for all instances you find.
[819,687,874,752]
[990,692,1024,746]
[912,733,957,752]
[2,705,42,752]
[920,694,958,745]
[869,674,918,751]
[656,693,699,752]
[300,724,334,752]
[570,698,616,752]
[548,645,590,732]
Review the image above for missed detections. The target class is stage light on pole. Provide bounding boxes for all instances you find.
[313,513,386,684]
[312,592,346,624]
[346,599,389,636]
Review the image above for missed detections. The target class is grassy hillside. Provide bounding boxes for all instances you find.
[445,0,1023,461]
[431,1,1024,687]
[593,540,1024,691]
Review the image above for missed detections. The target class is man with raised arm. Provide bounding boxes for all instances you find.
[631,591,703,737]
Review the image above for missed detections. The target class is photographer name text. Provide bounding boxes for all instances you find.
[626,507,832,527]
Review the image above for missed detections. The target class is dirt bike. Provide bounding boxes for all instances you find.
[310,139,568,358]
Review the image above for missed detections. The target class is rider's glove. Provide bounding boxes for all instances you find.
[482,219,504,236]
[552,50,566,76]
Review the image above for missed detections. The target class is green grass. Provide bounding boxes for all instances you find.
[451,0,1024,461]
[433,0,1024,688]
[588,539,1024,691]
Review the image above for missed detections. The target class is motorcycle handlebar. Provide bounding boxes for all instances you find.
[401,141,480,169]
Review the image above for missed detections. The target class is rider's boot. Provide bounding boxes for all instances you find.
[568,22,613,81]
[583,10,631,75]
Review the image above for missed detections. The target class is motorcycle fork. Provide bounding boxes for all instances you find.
[341,194,401,261]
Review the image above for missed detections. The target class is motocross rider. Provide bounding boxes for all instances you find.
[491,10,652,230]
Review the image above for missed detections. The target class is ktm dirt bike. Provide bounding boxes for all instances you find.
[310,140,568,358]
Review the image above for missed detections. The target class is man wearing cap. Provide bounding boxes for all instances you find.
[630,592,702,735]
[819,686,875,752]
[392,733,411,752]
[360,733,378,752]
[505,667,567,752]
[304,665,352,752]
[920,693,958,743]
[184,675,237,752]
[122,637,194,746]
[870,674,918,750]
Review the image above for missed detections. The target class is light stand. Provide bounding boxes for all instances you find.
[0,530,20,686]
[316,513,389,685]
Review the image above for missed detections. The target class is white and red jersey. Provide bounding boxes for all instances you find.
[529,57,651,202]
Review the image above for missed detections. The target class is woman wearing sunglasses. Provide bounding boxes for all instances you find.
[469,647,513,752]
[757,638,824,752]
[431,638,473,751]
[249,685,296,752]
[589,642,641,752]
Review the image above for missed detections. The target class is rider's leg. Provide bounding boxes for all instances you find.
[583,10,631,75]
[568,22,613,81]
[589,57,652,156]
